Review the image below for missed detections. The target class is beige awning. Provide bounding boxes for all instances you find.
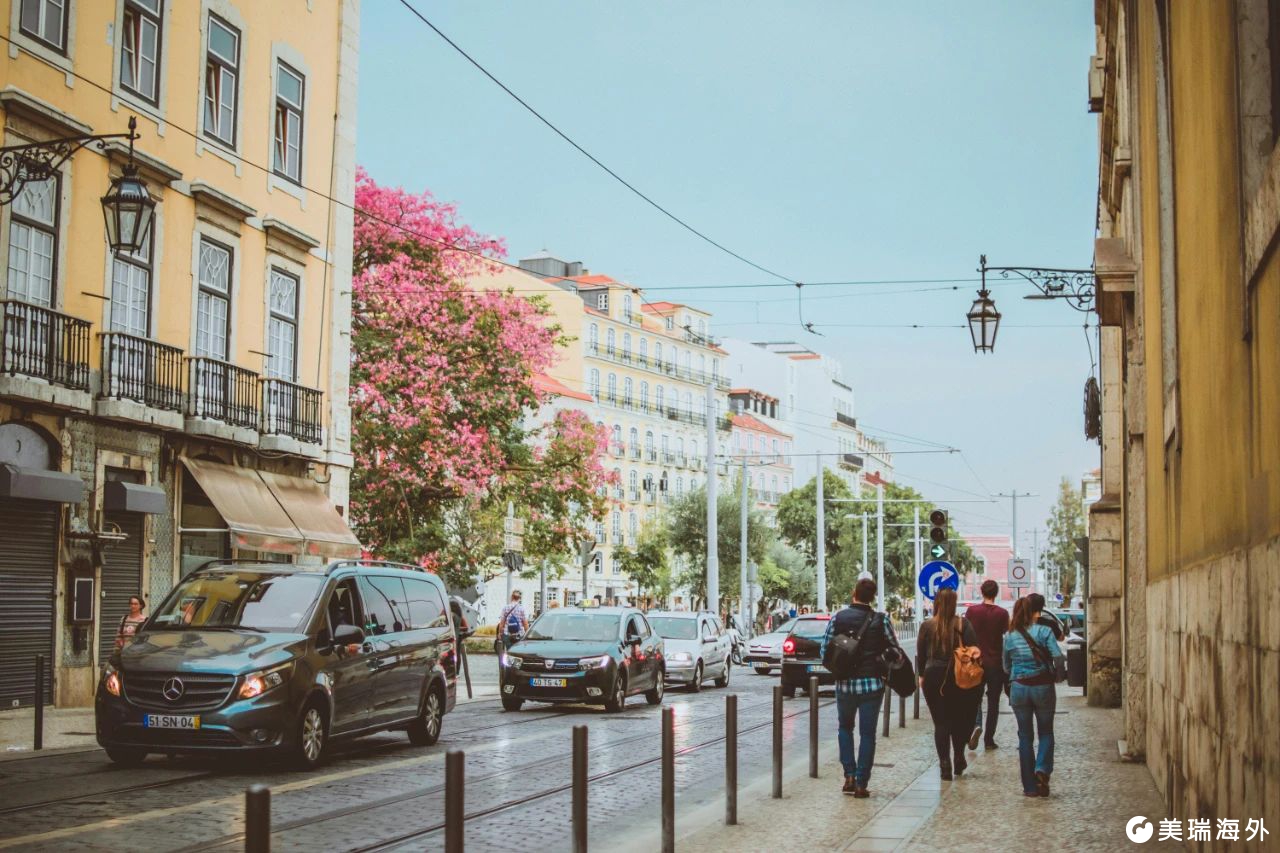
[257,469,362,559]
[181,458,361,559]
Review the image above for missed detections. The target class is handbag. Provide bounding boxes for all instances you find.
[884,624,917,698]
[821,609,875,679]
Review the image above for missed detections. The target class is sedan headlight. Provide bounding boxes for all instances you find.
[578,655,611,670]
[103,664,122,697]
[504,655,524,670]
[238,663,293,700]
[669,652,693,663]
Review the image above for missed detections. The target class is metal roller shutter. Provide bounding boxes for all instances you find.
[0,497,58,707]
[99,512,144,665]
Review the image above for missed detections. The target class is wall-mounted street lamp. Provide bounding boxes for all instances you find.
[968,254,1098,354]
[0,115,154,255]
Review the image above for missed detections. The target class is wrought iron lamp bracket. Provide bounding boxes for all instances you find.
[979,254,1098,313]
[0,119,139,206]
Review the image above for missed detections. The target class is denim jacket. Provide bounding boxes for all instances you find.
[1002,623,1063,680]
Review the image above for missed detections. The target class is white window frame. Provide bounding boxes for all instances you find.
[4,174,60,308]
[266,267,300,381]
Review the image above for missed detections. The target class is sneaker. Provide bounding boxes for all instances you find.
[1035,770,1050,797]
[967,726,982,751]
[984,740,999,750]
[842,775,857,795]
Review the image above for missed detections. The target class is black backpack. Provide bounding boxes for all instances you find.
[822,612,877,679]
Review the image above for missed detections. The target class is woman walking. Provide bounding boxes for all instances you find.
[114,595,147,651]
[915,588,982,779]
[1004,595,1064,797]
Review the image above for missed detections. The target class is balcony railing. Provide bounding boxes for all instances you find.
[645,448,657,462]
[99,332,184,412]
[188,357,259,429]
[836,411,858,428]
[0,300,90,391]
[629,445,642,459]
[840,453,865,470]
[261,377,323,444]
[585,342,730,389]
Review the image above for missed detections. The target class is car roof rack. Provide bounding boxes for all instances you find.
[325,559,431,576]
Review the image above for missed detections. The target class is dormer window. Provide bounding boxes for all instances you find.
[597,292,609,311]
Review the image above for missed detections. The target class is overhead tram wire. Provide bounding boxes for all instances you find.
[394,0,799,286]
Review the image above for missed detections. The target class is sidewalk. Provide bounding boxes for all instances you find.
[0,707,98,755]
[637,686,1177,852]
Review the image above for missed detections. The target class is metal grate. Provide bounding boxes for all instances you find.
[124,670,236,711]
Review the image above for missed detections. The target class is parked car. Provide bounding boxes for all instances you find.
[499,606,664,712]
[647,611,732,691]
[96,560,458,770]
[743,617,798,675]
[780,614,833,698]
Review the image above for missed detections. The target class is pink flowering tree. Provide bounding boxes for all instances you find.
[350,169,611,589]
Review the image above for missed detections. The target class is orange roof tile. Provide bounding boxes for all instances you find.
[789,353,821,361]
[534,373,594,403]
[641,301,682,312]
[731,413,792,438]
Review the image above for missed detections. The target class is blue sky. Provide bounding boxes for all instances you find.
[357,1,1100,550]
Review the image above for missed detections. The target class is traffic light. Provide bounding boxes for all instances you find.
[928,509,949,559]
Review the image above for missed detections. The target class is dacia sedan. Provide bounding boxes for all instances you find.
[499,606,665,712]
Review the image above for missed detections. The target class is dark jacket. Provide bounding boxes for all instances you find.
[916,617,979,674]
[827,603,891,679]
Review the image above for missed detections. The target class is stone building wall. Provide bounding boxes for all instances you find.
[1145,538,1280,852]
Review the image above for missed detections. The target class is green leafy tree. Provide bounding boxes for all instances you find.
[1041,477,1085,597]
[666,480,775,609]
[615,522,672,607]
[775,474,977,608]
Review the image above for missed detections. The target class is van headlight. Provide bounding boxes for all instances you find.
[238,663,293,700]
[103,664,122,697]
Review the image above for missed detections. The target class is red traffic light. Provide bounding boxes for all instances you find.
[929,509,947,528]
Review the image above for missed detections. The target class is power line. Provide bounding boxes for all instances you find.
[395,0,799,286]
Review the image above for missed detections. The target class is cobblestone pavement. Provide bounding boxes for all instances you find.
[0,657,826,852]
[650,685,1181,853]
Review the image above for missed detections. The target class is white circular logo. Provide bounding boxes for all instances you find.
[1126,816,1154,843]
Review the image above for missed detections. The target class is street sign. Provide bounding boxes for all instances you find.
[918,560,959,601]
[1007,558,1030,589]
[929,544,947,560]
[1055,592,1064,603]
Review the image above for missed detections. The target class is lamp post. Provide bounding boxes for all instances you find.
[1,115,154,254]
[969,255,1099,353]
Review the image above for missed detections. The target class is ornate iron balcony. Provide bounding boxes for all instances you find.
[187,357,259,429]
[0,299,90,390]
[99,332,184,412]
[261,377,323,444]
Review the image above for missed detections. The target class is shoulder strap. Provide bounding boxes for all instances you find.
[1017,627,1053,670]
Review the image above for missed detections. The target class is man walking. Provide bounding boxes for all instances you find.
[965,579,1010,749]
[498,590,528,653]
[821,578,896,798]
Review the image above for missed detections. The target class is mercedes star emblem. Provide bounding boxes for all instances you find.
[162,677,185,702]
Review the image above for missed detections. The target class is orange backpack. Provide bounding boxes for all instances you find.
[951,621,984,690]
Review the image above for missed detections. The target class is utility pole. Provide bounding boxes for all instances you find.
[1031,527,1040,595]
[706,384,719,616]
[875,482,885,612]
[739,457,748,633]
[505,501,516,602]
[861,514,869,579]
[995,491,1036,559]
[913,505,922,624]
[815,455,827,612]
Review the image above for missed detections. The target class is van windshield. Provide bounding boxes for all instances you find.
[151,571,322,632]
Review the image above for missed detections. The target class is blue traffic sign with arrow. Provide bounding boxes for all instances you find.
[918,560,959,601]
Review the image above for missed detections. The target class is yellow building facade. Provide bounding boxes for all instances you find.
[1092,1,1279,842]
[0,0,359,706]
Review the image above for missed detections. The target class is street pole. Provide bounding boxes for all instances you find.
[706,384,719,616]
[815,455,826,612]
[861,514,869,579]
[539,560,547,617]
[996,491,1036,559]
[505,501,515,603]
[740,457,748,633]
[1032,527,1040,595]
[876,482,885,611]
[913,506,922,623]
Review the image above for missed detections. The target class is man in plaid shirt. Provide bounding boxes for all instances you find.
[820,578,896,797]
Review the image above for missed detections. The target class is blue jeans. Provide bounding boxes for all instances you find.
[1009,682,1056,793]
[836,689,883,785]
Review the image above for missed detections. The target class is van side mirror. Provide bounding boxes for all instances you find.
[627,633,642,646]
[333,624,364,646]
